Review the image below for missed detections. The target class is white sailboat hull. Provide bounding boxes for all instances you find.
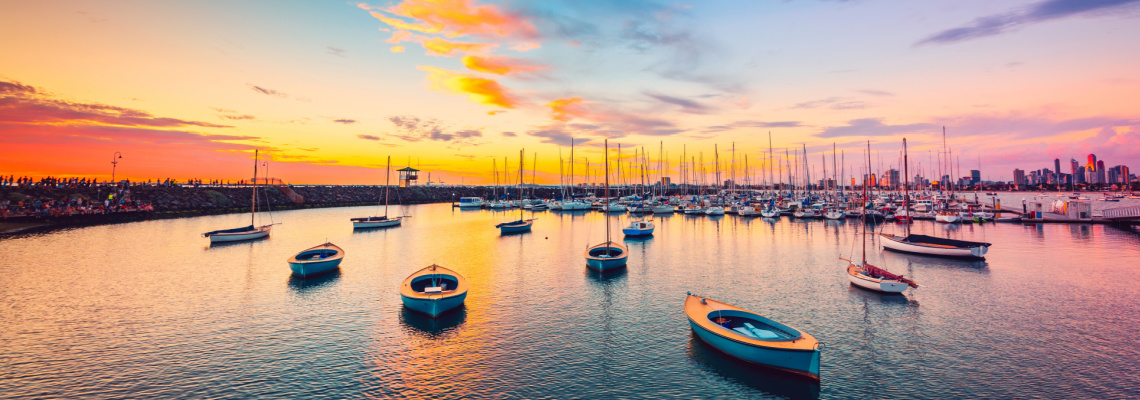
[847,272,910,293]
[208,226,271,243]
[880,234,988,259]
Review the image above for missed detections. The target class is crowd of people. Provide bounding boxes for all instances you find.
[0,175,252,188]
[1,177,156,219]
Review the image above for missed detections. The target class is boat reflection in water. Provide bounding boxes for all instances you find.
[399,306,467,338]
[687,333,821,400]
[287,270,342,293]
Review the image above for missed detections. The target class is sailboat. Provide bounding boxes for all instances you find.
[845,141,918,293]
[351,156,402,229]
[203,150,275,243]
[585,140,629,271]
[497,149,535,234]
[881,140,991,259]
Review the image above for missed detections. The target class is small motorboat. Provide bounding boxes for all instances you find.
[760,208,780,218]
[204,225,272,243]
[934,211,960,223]
[623,220,654,237]
[705,206,726,216]
[400,264,468,317]
[684,293,821,380]
[287,242,344,277]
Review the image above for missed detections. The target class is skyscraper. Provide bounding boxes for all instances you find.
[970,170,980,184]
[1097,160,1106,184]
[1013,169,1026,186]
[1088,154,1097,172]
[1076,166,1086,184]
[1070,158,1079,176]
[1054,159,1061,179]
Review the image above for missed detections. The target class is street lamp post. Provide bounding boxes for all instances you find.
[111,152,123,185]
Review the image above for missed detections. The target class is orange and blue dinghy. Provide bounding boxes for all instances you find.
[684,293,821,380]
[400,264,468,317]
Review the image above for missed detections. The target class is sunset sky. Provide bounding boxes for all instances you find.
[2,0,1138,184]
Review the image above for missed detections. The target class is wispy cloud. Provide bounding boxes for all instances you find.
[333,119,357,124]
[645,92,711,114]
[357,134,382,140]
[386,115,484,144]
[461,55,545,75]
[247,84,288,98]
[1,80,232,129]
[326,46,346,57]
[916,0,1140,45]
[792,97,868,110]
[816,118,937,138]
[703,120,803,133]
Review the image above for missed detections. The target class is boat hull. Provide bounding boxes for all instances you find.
[352,218,401,229]
[846,264,909,293]
[208,227,271,243]
[401,292,468,317]
[499,220,534,234]
[880,234,988,259]
[623,227,654,236]
[585,243,628,272]
[289,258,343,277]
[688,319,820,379]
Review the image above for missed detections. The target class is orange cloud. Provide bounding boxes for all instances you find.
[418,66,519,108]
[545,97,586,121]
[391,45,405,53]
[372,0,538,39]
[461,55,544,75]
[422,37,496,56]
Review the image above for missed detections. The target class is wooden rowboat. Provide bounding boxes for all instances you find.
[400,264,468,317]
[684,293,821,380]
[287,243,344,277]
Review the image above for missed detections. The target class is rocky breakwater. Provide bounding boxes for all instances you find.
[0,185,567,232]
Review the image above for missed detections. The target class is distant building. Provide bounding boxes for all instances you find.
[1088,154,1097,172]
[1075,166,1086,184]
[970,170,980,184]
[660,177,671,186]
[1070,158,1080,177]
[1054,159,1061,180]
[1097,160,1106,184]
[1013,169,1026,186]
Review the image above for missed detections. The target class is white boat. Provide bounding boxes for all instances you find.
[400,264,468,317]
[203,150,275,243]
[737,205,762,217]
[651,204,674,214]
[684,293,820,380]
[704,206,726,215]
[760,208,780,218]
[352,155,403,229]
[880,233,991,259]
[793,209,818,218]
[684,205,704,214]
[604,202,627,212]
[824,209,844,220]
[559,200,592,211]
[457,197,484,208]
[586,139,629,272]
[934,211,960,223]
[846,261,916,293]
[287,242,344,277]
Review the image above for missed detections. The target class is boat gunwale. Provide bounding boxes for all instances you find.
[399,264,468,300]
[584,242,629,261]
[287,243,344,264]
[684,294,817,352]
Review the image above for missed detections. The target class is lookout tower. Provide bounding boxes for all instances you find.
[398,166,419,187]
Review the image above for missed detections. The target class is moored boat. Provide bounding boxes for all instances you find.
[845,260,916,293]
[623,220,654,236]
[287,242,344,277]
[684,293,821,380]
[880,233,991,259]
[204,150,275,243]
[400,264,468,317]
[585,139,629,272]
[352,155,402,229]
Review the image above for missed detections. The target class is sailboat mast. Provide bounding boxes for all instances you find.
[519,149,525,220]
[768,132,773,191]
[384,156,391,218]
[863,141,871,264]
[251,149,258,226]
[903,138,909,236]
[605,139,611,245]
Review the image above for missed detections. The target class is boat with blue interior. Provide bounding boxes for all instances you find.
[684,293,821,380]
[287,242,344,277]
[457,197,484,208]
[400,264,468,317]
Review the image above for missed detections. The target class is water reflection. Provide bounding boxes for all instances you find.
[586,266,629,284]
[206,237,266,249]
[399,305,467,338]
[847,285,917,305]
[287,270,342,292]
[686,333,821,400]
[880,251,989,272]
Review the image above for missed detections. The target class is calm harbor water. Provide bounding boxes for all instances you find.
[2,201,1139,399]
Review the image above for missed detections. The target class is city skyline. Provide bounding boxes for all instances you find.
[3,0,1139,184]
